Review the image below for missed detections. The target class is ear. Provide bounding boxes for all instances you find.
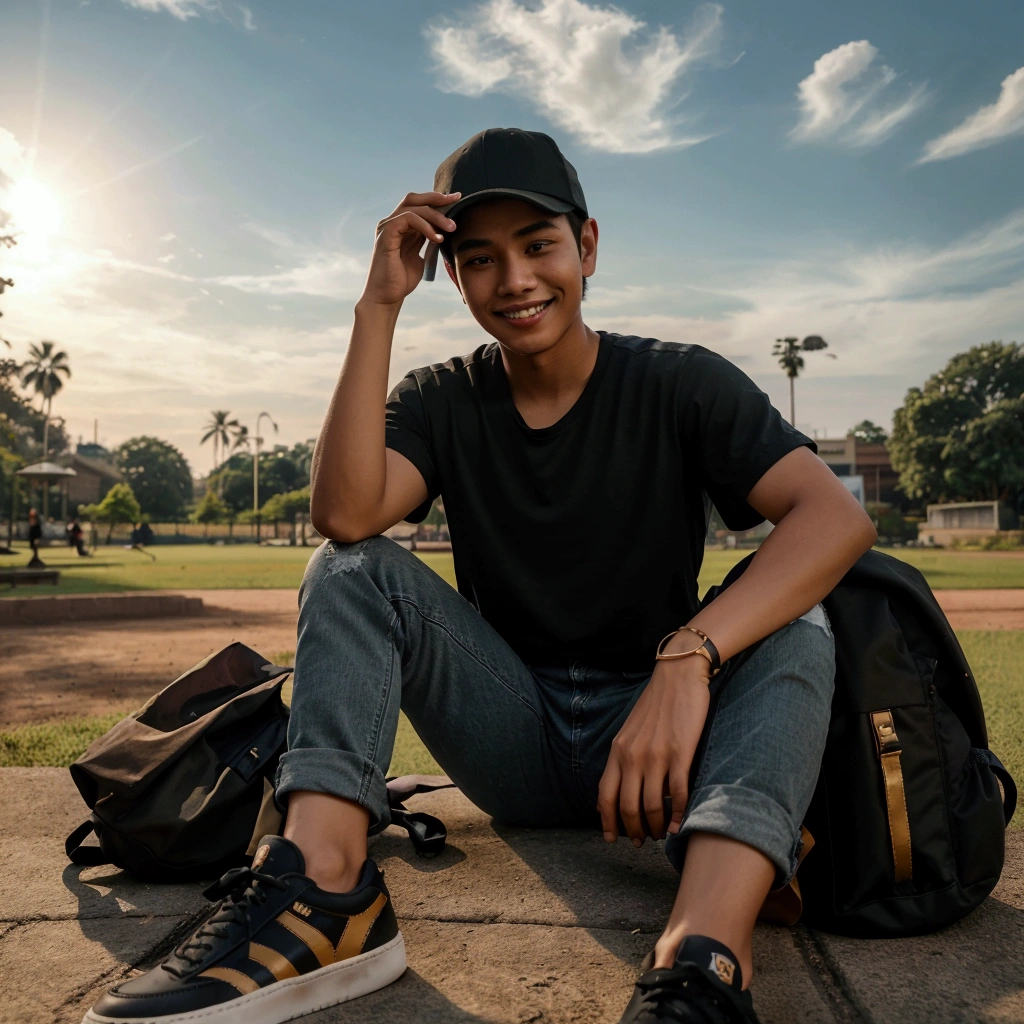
[580,217,599,280]
[444,257,466,303]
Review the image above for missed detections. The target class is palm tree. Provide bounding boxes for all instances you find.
[231,424,251,452]
[200,410,239,493]
[772,335,835,426]
[21,340,71,458]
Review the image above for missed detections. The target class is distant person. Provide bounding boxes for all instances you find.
[126,521,156,561]
[66,519,89,557]
[27,507,44,568]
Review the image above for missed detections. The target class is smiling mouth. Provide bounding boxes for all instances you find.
[496,298,554,320]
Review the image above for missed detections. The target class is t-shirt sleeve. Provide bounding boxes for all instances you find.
[385,372,440,524]
[683,348,816,531]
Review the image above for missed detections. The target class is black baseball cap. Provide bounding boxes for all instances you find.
[434,127,588,223]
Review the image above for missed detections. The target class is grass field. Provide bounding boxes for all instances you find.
[1,543,1022,598]
[3,629,1020,830]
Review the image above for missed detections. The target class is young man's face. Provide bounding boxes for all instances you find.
[445,198,598,356]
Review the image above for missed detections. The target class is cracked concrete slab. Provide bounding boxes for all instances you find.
[373,788,681,930]
[813,838,1024,1024]
[3,916,184,1024]
[5,768,1023,1024]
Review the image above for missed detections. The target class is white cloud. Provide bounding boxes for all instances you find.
[211,226,365,299]
[0,127,30,192]
[919,66,1024,163]
[425,0,726,154]
[118,0,220,20]
[791,40,926,148]
[156,253,176,264]
[238,4,255,30]
[159,232,177,242]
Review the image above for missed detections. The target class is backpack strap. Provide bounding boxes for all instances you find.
[65,820,108,867]
[975,748,1018,826]
[386,775,455,857]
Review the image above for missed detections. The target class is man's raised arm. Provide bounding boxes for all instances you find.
[309,190,460,542]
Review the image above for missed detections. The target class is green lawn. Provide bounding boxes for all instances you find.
[0,543,457,596]
[1,543,1021,598]
[3,629,1020,830]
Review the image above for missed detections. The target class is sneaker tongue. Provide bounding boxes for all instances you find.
[250,835,306,877]
[676,934,743,991]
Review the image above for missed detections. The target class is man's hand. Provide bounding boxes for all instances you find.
[598,653,711,846]
[361,191,461,307]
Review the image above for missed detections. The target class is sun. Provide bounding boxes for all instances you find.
[4,177,63,239]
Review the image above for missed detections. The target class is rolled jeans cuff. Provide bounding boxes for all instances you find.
[275,747,392,834]
[666,782,804,886]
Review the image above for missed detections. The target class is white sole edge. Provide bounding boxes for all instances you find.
[81,932,406,1024]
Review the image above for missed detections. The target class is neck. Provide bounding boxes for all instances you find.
[500,313,601,419]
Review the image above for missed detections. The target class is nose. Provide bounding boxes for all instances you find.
[496,252,537,297]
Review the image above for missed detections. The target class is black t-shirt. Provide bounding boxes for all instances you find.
[385,331,812,670]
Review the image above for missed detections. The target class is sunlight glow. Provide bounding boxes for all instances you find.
[5,178,63,239]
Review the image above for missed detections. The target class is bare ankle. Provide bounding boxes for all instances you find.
[301,854,364,894]
[281,790,370,894]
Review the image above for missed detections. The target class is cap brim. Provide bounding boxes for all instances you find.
[443,188,576,220]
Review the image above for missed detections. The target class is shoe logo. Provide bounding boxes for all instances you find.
[252,844,270,870]
[292,902,313,918]
[710,953,736,987]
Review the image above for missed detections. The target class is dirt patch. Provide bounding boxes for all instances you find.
[1,588,1022,728]
[0,590,298,728]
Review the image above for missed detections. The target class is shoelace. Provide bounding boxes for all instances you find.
[167,868,289,973]
[633,964,746,1024]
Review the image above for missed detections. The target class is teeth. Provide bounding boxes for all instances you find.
[502,302,549,319]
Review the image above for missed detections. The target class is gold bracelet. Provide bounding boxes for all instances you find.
[654,626,720,675]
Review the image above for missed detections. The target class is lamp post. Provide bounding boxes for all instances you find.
[253,411,278,544]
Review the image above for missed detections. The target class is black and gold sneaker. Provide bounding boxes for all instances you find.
[83,836,405,1024]
[617,936,761,1024]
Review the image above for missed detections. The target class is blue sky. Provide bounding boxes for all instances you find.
[1,0,1023,473]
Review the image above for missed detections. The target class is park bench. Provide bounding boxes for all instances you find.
[0,567,61,588]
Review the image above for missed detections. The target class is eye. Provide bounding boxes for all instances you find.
[526,240,552,253]
[463,255,492,267]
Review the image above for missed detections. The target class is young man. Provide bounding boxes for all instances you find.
[86,129,876,1024]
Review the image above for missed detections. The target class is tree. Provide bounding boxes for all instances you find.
[20,340,70,458]
[772,335,835,425]
[889,342,1024,504]
[82,482,142,543]
[260,486,310,523]
[0,355,65,469]
[231,424,251,452]
[190,490,228,535]
[210,447,306,515]
[851,420,888,445]
[114,436,194,520]
[0,197,15,349]
[199,410,239,487]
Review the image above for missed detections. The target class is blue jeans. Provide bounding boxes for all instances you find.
[276,537,835,884]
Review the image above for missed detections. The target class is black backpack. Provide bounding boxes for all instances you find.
[66,643,452,881]
[708,549,1017,937]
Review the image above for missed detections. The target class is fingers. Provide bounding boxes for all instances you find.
[643,769,669,840]
[597,759,621,842]
[667,771,689,836]
[377,210,452,249]
[617,763,645,847]
[398,190,461,210]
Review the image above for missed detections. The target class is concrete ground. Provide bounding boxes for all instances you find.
[3,768,1022,1024]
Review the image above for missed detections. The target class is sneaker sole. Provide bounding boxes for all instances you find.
[81,931,406,1024]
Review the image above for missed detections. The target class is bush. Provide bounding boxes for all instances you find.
[81,482,142,543]
[260,486,310,523]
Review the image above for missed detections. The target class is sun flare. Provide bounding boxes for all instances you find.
[4,177,63,239]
